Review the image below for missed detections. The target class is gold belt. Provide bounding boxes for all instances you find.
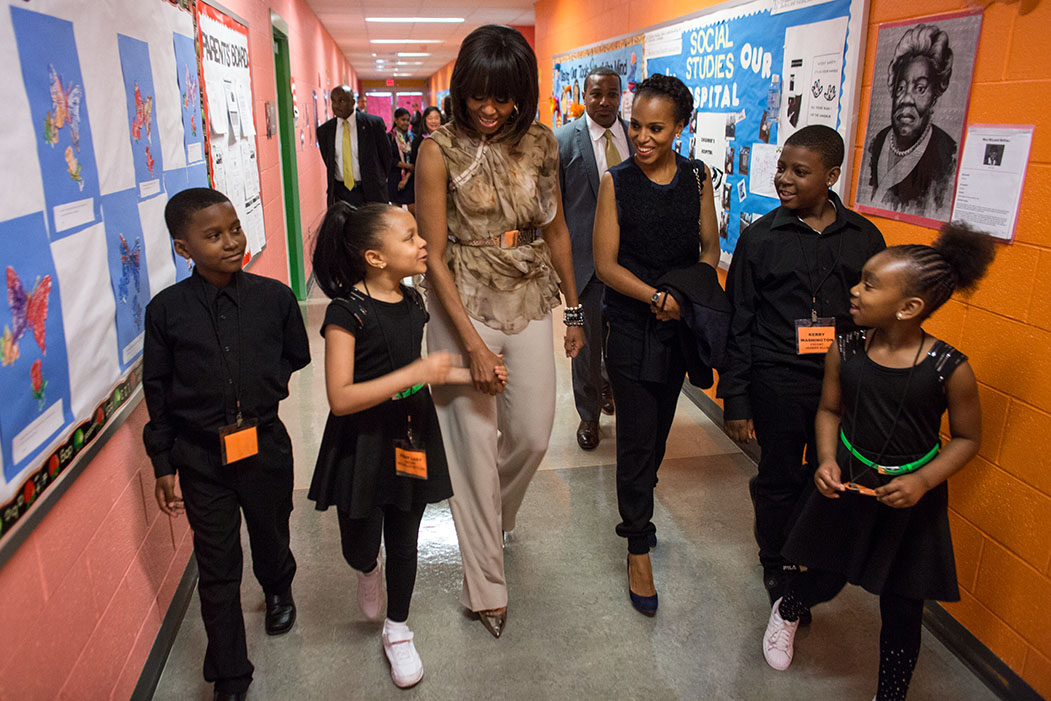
[451,229,541,248]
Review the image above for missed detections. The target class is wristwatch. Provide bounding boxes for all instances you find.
[651,290,663,306]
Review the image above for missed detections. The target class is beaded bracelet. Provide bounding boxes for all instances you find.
[563,304,585,327]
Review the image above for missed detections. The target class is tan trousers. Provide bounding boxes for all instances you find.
[426,299,556,611]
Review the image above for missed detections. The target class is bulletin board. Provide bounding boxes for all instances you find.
[553,0,869,266]
[0,0,212,550]
[551,35,645,129]
[197,1,266,260]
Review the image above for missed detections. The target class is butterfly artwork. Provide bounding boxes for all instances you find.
[118,233,143,329]
[31,358,46,410]
[145,145,155,176]
[182,65,199,136]
[131,83,154,143]
[44,65,83,152]
[64,146,84,190]
[2,266,51,367]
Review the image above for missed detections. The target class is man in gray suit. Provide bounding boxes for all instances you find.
[556,67,631,450]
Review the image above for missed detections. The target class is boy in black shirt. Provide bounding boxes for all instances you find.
[717,126,885,609]
[143,188,310,701]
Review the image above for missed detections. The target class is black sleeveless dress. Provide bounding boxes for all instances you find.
[308,286,452,517]
[782,331,966,602]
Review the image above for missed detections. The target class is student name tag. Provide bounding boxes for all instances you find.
[795,317,836,355]
[394,439,428,480]
[219,419,259,465]
[844,482,878,497]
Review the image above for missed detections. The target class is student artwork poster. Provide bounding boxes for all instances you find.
[644,0,865,263]
[11,7,102,239]
[551,38,644,128]
[173,32,206,167]
[0,213,73,486]
[100,190,151,370]
[118,34,166,200]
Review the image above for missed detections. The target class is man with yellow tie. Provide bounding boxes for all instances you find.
[555,67,633,451]
[318,85,392,206]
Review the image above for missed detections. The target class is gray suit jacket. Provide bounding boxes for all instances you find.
[556,116,632,296]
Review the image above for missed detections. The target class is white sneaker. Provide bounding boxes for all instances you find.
[383,627,424,688]
[356,560,385,621]
[763,597,800,671]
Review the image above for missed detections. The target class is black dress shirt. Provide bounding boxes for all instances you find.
[142,270,311,477]
[717,191,885,420]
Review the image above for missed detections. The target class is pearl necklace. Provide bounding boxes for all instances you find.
[889,123,930,158]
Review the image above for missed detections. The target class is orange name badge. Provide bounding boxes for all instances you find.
[844,482,878,497]
[795,317,836,355]
[394,440,428,480]
[219,420,259,465]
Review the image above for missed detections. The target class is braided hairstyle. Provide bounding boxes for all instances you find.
[311,202,394,299]
[886,221,996,318]
[634,74,694,127]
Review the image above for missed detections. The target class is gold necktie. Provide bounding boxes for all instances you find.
[604,129,621,169]
[342,119,355,190]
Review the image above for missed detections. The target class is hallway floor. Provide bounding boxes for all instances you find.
[153,291,996,700]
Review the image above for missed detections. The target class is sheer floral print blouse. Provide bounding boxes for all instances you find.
[429,121,562,334]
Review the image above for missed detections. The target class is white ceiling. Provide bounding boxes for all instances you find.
[304,0,536,82]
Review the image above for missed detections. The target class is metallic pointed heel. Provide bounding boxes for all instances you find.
[479,609,506,638]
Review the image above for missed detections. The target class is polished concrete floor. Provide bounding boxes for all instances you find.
[153,291,997,700]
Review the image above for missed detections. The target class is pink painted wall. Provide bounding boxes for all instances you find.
[0,1,357,697]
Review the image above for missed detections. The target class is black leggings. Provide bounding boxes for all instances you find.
[781,569,924,701]
[337,503,426,623]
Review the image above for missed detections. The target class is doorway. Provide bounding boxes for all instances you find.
[271,18,306,299]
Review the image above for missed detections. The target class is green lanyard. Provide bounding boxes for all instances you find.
[840,429,938,475]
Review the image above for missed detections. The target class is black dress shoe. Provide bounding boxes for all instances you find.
[576,420,600,450]
[601,383,615,415]
[264,589,296,636]
[214,690,247,701]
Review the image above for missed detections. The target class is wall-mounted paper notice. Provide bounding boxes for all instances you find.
[950,125,1033,242]
[749,143,782,200]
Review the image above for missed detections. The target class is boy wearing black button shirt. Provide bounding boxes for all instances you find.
[142,188,310,701]
[717,126,885,609]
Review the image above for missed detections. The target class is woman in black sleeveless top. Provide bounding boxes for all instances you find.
[594,75,720,616]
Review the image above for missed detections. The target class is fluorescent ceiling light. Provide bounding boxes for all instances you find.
[370,39,440,44]
[397,52,430,57]
[366,17,463,23]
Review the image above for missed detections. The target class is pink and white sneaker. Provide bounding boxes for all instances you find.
[763,597,800,671]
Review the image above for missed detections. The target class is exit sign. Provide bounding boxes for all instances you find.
[386,79,394,87]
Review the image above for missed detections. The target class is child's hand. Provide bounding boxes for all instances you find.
[494,355,508,386]
[416,351,453,385]
[155,475,185,517]
[814,461,845,498]
[875,473,929,509]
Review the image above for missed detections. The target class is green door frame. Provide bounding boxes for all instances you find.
[272,27,306,299]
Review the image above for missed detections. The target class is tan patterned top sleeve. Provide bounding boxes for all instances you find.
[429,121,563,334]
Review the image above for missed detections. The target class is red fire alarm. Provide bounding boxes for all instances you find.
[386,79,395,87]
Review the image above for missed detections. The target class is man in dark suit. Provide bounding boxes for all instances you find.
[555,67,632,450]
[317,85,392,206]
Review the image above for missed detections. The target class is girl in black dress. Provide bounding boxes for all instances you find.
[310,202,503,688]
[762,223,996,700]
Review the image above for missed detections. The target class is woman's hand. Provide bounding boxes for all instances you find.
[468,346,505,395]
[724,418,754,443]
[814,460,845,498]
[875,473,930,509]
[652,291,682,322]
[564,326,585,358]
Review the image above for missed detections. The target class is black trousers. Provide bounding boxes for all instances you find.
[748,367,821,568]
[606,323,686,554]
[788,570,924,700]
[332,178,365,206]
[176,423,296,694]
[571,276,608,423]
[338,503,426,623]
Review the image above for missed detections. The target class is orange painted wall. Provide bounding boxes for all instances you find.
[0,1,355,697]
[536,0,1051,694]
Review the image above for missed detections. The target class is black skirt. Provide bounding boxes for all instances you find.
[308,387,452,517]
[782,444,959,602]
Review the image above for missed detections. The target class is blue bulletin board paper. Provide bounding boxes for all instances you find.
[100,190,152,369]
[11,7,102,239]
[0,213,73,482]
[173,32,206,166]
[117,34,165,200]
